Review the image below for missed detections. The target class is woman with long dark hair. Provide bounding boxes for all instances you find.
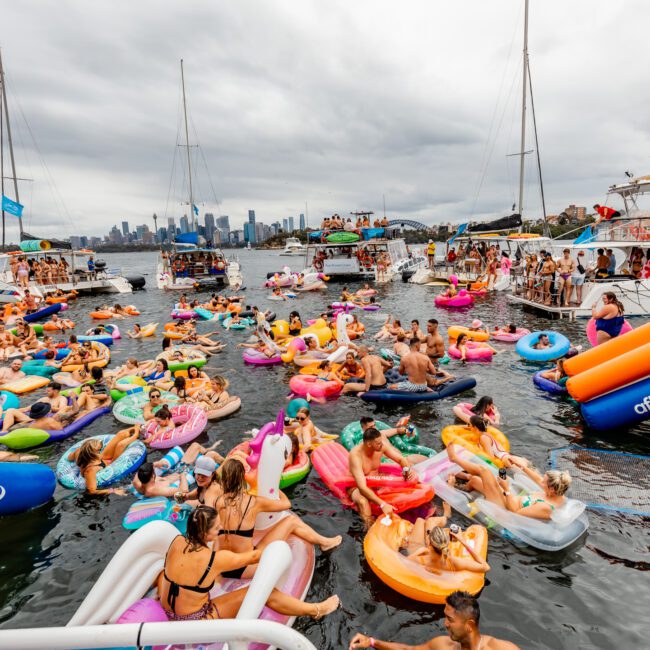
[592,291,625,344]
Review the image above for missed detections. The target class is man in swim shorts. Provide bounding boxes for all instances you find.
[348,426,416,528]
[425,318,445,366]
[349,590,521,649]
[341,346,392,395]
[390,339,434,392]
[555,249,576,307]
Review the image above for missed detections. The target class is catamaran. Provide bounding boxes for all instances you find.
[156,60,243,291]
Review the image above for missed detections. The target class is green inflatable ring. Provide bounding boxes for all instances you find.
[326,232,359,243]
[340,420,436,457]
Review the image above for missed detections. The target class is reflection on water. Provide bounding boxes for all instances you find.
[0,250,648,648]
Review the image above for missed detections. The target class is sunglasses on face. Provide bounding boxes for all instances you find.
[296,416,308,421]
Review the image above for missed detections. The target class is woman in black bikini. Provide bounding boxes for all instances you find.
[214,459,341,579]
[158,506,340,621]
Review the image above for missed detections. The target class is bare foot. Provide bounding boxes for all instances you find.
[320,535,343,552]
[442,501,452,518]
[313,595,340,619]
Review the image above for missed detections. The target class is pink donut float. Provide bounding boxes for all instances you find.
[143,403,207,449]
[448,341,493,361]
[242,349,283,365]
[435,289,474,308]
[452,401,498,425]
[586,317,633,346]
[171,309,196,320]
[289,374,342,399]
[492,327,530,343]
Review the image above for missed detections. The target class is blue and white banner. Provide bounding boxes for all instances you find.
[192,204,199,216]
[573,226,595,245]
[2,195,23,217]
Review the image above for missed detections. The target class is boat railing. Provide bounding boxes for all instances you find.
[0,619,317,650]
[592,217,650,243]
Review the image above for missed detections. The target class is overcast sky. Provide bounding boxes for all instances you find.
[1,0,649,238]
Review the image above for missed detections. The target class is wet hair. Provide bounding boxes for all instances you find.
[173,375,186,390]
[317,360,330,370]
[410,338,420,348]
[428,318,438,326]
[360,415,374,427]
[219,459,246,503]
[508,323,516,334]
[91,366,103,381]
[362,427,381,443]
[187,364,200,378]
[469,415,488,432]
[545,470,571,496]
[69,334,78,344]
[472,396,494,417]
[446,591,480,625]
[155,405,172,421]
[411,319,419,325]
[286,432,300,462]
[44,350,56,360]
[48,381,62,392]
[162,337,172,350]
[456,333,468,345]
[75,438,103,471]
[185,505,218,552]
[137,462,155,483]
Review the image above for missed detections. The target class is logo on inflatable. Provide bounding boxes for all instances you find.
[634,396,650,414]
[0,485,5,501]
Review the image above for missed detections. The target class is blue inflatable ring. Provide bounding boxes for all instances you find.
[532,371,567,395]
[516,331,570,362]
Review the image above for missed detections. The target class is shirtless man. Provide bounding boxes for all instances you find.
[22,290,38,312]
[390,339,434,393]
[341,346,392,395]
[349,590,520,650]
[348,426,416,527]
[9,401,64,431]
[1,382,74,431]
[539,253,556,305]
[0,359,26,385]
[425,319,445,366]
[406,319,426,343]
[132,459,190,498]
[359,415,428,464]
[75,384,111,416]
[556,249,576,307]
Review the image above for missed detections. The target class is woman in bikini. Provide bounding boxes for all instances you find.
[447,443,571,520]
[143,359,173,389]
[212,459,341,581]
[158,506,340,621]
[68,426,140,495]
[193,375,239,414]
[336,352,365,382]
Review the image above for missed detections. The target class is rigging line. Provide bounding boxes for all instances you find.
[469,1,524,218]
[164,82,185,222]
[469,59,522,219]
[527,57,547,234]
[9,85,76,233]
[188,111,223,216]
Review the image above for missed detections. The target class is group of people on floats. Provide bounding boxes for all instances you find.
[320,213,390,230]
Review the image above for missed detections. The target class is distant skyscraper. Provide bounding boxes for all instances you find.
[243,223,252,243]
[136,225,146,240]
[255,222,265,243]
[122,221,129,237]
[180,215,190,234]
[299,213,305,231]
[247,211,257,243]
[204,213,216,244]
[282,219,288,232]
[217,215,230,230]
[271,221,281,235]
[158,227,168,242]
[167,217,176,237]
[288,216,294,232]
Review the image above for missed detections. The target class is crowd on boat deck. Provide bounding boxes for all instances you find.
[319,214,390,230]
[9,255,80,288]
[160,251,229,278]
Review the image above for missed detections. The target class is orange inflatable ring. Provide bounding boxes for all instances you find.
[90,311,113,319]
[43,319,75,331]
[364,516,488,603]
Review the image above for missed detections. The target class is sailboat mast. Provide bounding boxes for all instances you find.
[1,55,5,249]
[0,49,23,240]
[180,59,195,232]
[517,0,529,216]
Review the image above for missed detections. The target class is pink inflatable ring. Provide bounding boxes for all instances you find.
[143,403,207,449]
[586,317,633,346]
[434,289,474,308]
[448,341,493,362]
[289,374,342,399]
[492,327,530,343]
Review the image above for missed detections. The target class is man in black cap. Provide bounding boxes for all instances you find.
[1,401,63,432]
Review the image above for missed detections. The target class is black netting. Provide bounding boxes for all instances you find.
[550,447,650,516]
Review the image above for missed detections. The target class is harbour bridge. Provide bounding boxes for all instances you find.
[388,219,432,231]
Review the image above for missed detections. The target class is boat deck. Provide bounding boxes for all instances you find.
[507,294,583,320]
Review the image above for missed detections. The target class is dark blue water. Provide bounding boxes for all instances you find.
[1,249,648,649]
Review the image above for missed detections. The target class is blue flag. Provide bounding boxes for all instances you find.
[192,204,199,216]
[573,226,594,245]
[2,195,23,217]
[448,223,468,244]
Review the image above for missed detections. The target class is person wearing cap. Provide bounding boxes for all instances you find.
[571,251,587,304]
[468,319,488,334]
[2,401,63,432]
[0,358,25,385]
[427,239,436,269]
[176,454,222,507]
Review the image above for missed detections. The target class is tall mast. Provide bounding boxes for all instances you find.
[517,0,529,216]
[1,52,4,249]
[0,49,23,240]
[180,59,195,232]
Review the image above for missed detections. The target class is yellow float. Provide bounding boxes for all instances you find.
[364,516,488,603]
[447,326,490,343]
[441,424,510,468]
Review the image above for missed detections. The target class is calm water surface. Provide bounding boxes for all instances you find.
[1,249,648,649]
